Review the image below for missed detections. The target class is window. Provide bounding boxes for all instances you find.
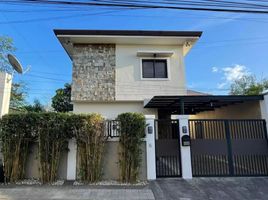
[142,59,168,79]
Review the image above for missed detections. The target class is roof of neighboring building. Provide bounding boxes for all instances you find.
[54,29,202,37]
[186,89,210,96]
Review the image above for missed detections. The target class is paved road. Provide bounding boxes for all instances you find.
[0,186,155,200]
[150,177,268,200]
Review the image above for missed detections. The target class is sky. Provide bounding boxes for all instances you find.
[1,2,268,105]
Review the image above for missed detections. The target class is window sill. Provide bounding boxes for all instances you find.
[141,78,170,81]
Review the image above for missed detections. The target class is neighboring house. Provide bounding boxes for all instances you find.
[53,29,268,181]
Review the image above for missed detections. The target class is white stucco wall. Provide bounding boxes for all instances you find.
[73,101,157,119]
[115,44,186,101]
[190,101,262,120]
[0,72,12,118]
[260,93,268,130]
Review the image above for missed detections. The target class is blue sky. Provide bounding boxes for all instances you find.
[1,3,268,105]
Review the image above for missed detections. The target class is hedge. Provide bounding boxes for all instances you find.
[0,112,146,183]
[0,112,106,183]
[116,112,146,183]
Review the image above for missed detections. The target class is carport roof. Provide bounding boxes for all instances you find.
[144,95,264,114]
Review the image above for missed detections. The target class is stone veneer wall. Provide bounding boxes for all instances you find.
[72,44,116,101]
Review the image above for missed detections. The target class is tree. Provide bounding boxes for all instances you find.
[230,75,268,95]
[51,83,73,112]
[23,99,45,112]
[0,36,16,73]
[10,82,27,110]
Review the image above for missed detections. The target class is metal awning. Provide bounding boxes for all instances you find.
[144,95,264,114]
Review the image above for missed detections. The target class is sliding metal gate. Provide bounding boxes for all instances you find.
[189,119,268,176]
[155,119,181,177]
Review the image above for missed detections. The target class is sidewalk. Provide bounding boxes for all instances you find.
[0,186,155,200]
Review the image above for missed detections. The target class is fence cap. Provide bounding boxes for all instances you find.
[262,90,268,95]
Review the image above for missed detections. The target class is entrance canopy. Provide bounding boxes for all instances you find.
[144,95,264,114]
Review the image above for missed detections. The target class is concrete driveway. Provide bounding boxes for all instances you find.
[150,177,268,200]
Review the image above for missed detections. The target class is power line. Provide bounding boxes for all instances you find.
[0,9,133,24]
[93,0,268,9]
[3,0,268,14]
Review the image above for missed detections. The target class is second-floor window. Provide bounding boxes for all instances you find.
[142,59,168,79]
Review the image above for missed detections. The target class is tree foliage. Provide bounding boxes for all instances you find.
[23,99,45,113]
[9,82,27,110]
[0,36,16,73]
[51,83,73,112]
[230,75,268,95]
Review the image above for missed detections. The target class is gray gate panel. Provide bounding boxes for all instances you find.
[156,140,180,156]
[232,139,268,155]
[155,119,181,177]
[189,119,268,177]
[191,139,228,155]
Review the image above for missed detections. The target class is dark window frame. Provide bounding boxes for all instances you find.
[141,59,168,79]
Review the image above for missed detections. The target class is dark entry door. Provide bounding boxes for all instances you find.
[189,119,268,176]
[155,119,181,177]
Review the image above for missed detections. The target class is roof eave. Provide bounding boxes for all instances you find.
[54,29,202,38]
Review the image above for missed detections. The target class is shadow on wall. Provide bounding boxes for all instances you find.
[25,143,68,180]
[24,141,147,181]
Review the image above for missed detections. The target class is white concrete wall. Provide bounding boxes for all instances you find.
[145,115,156,180]
[190,101,262,120]
[73,101,157,119]
[260,93,268,130]
[66,138,77,180]
[172,115,192,179]
[0,72,12,118]
[115,44,187,101]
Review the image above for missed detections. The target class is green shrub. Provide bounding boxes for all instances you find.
[0,113,71,183]
[72,113,107,183]
[0,113,39,182]
[116,112,146,183]
[37,113,71,183]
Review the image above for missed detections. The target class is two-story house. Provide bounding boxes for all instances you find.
[54,30,202,119]
[54,29,268,181]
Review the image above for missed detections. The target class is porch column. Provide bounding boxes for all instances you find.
[172,115,192,179]
[145,115,156,180]
[67,138,77,180]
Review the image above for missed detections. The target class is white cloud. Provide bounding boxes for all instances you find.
[212,64,250,89]
[217,82,227,89]
[221,65,249,82]
[212,67,218,73]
